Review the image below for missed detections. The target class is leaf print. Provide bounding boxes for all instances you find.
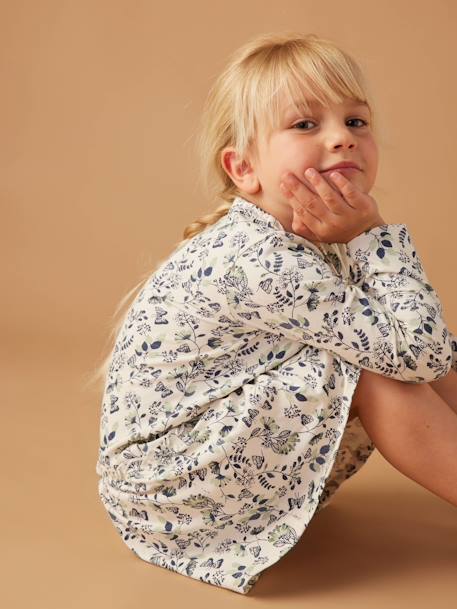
[227,266,250,292]
[120,334,134,351]
[273,252,284,273]
[267,523,298,547]
[125,392,141,410]
[182,494,216,509]
[269,430,300,455]
[239,342,260,357]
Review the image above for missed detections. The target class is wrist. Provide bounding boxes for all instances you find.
[367,217,387,230]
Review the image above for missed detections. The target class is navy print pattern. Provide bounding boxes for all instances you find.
[96,196,456,594]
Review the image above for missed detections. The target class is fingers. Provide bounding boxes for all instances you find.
[280,177,327,224]
[291,217,320,242]
[282,169,348,214]
[280,170,354,243]
[281,168,361,215]
[291,206,322,241]
[280,167,378,243]
[292,206,323,239]
[325,171,358,209]
[306,170,353,212]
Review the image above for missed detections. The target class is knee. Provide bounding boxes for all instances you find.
[352,369,426,412]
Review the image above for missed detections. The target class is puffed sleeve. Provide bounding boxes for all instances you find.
[223,223,452,383]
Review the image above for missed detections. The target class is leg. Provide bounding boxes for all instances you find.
[348,398,359,421]
[429,368,457,415]
[351,369,457,508]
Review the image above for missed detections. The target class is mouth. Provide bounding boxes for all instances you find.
[320,166,361,176]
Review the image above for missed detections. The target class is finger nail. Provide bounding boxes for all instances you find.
[305,168,317,179]
[280,183,293,197]
[284,175,297,187]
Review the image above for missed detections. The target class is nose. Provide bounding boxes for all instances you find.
[326,124,356,150]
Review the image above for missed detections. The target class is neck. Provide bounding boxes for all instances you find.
[239,192,295,233]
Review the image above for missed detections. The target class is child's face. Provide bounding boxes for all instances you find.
[224,95,379,232]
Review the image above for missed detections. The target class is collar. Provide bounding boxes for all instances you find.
[228,196,286,232]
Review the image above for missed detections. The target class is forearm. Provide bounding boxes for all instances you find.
[350,221,457,409]
[344,223,452,381]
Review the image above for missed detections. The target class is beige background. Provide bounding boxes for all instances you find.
[2,1,457,607]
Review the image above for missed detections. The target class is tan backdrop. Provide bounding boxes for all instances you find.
[2,1,456,608]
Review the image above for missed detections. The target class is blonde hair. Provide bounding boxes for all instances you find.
[84,31,377,392]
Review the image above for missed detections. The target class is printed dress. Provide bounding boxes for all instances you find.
[95,195,456,595]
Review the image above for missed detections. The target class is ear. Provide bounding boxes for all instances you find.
[220,147,260,194]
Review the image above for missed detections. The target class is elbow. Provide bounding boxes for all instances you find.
[429,358,453,383]
[403,339,453,384]
[437,339,455,380]
[436,330,455,380]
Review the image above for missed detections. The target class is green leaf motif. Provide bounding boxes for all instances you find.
[267,523,298,547]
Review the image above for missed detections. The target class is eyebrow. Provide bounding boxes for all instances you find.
[284,100,370,113]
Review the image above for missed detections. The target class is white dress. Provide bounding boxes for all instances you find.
[95,196,456,594]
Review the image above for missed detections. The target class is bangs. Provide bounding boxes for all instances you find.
[239,38,372,152]
[195,31,376,204]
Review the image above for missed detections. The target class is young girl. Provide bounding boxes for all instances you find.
[92,32,457,595]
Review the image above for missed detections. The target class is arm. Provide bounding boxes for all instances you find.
[223,223,452,383]
[346,223,456,379]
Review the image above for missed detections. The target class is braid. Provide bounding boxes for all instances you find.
[84,199,235,392]
[182,201,233,241]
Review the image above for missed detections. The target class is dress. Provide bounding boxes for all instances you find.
[95,195,456,595]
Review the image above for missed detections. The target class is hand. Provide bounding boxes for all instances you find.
[279,168,385,244]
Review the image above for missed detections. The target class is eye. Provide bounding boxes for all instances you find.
[292,117,369,130]
[292,119,316,130]
[347,118,369,127]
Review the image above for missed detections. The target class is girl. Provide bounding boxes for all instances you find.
[91,32,457,595]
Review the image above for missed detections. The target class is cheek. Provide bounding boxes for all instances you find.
[362,145,379,190]
[367,139,379,165]
[369,150,379,178]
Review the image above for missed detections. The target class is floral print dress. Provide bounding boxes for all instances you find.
[95,196,457,595]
